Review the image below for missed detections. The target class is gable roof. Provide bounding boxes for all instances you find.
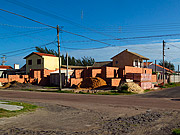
[152,64,175,73]
[111,49,149,60]
[93,61,112,67]
[24,52,57,59]
[0,65,13,69]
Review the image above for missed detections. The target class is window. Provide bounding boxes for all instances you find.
[28,60,32,65]
[37,59,41,64]
[115,61,118,64]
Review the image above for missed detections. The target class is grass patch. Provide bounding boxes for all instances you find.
[172,128,180,135]
[144,89,152,92]
[163,83,180,88]
[0,101,38,118]
[43,86,59,89]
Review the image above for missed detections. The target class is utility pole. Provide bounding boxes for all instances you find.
[66,52,69,86]
[57,25,62,90]
[155,60,157,73]
[163,40,165,87]
[178,65,179,75]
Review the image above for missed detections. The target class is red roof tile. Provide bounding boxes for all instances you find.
[24,52,57,59]
[0,65,13,69]
[153,64,175,73]
[143,62,153,66]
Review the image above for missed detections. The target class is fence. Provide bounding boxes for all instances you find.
[170,75,180,83]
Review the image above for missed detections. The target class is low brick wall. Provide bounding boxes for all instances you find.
[139,82,154,90]
[70,78,83,86]
[75,69,84,78]
[111,78,121,87]
[125,66,152,74]
[151,74,157,83]
[0,78,8,83]
[126,73,152,82]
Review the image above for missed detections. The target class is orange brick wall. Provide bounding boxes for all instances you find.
[111,78,121,87]
[106,67,119,78]
[125,66,152,74]
[8,75,28,83]
[151,74,157,82]
[0,78,8,83]
[70,78,83,86]
[92,69,101,77]
[75,69,84,78]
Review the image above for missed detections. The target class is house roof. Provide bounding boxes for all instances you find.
[93,61,112,67]
[111,49,149,60]
[152,64,175,73]
[0,65,13,69]
[61,65,93,69]
[24,52,57,59]
[143,62,153,66]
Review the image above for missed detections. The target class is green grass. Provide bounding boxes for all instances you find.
[164,83,180,88]
[76,90,135,95]
[43,86,59,89]
[144,89,152,92]
[0,101,38,118]
[172,129,180,135]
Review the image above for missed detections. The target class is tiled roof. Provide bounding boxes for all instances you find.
[153,64,175,73]
[143,62,153,66]
[0,65,13,69]
[24,52,57,59]
[111,49,149,60]
[93,61,112,67]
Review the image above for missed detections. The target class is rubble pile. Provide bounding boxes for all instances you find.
[77,77,107,89]
[118,82,144,94]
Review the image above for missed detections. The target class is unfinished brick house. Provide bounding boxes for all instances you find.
[111,49,149,68]
[71,49,154,89]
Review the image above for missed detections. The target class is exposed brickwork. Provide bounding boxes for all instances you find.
[0,78,8,83]
[111,78,121,87]
[126,73,152,82]
[124,66,152,74]
[92,69,101,77]
[70,78,83,86]
[75,69,84,78]
[151,74,157,83]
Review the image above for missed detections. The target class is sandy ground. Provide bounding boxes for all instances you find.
[0,89,180,134]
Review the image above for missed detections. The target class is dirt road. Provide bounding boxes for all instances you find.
[0,88,180,135]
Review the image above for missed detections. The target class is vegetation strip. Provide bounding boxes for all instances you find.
[0,101,38,118]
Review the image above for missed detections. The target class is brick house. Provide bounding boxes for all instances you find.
[24,52,59,74]
[111,49,149,68]
[70,49,153,89]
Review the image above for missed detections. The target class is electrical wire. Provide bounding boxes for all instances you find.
[0,8,116,47]
[6,0,117,38]
[0,41,56,56]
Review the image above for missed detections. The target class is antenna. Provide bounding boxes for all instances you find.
[81,10,83,21]
[1,55,7,66]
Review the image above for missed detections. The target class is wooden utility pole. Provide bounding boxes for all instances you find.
[163,40,165,87]
[57,25,62,90]
[178,65,179,75]
[66,52,69,85]
[155,60,157,73]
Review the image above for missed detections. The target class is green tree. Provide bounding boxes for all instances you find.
[159,60,175,71]
[35,47,95,66]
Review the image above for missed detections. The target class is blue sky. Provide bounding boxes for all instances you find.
[0,0,180,70]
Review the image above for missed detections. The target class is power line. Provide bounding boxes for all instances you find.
[0,8,56,28]
[0,8,116,47]
[0,23,50,29]
[166,43,180,50]
[0,41,56,56]
[6,0,116,38]
[0,28,51,39]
